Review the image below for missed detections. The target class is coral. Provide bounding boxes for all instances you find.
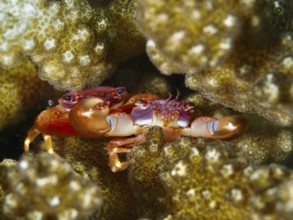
[145,40,185,75]
[0,159,17,218]
[17,115,293,219]
[0,153,102,220]
[0,0,106,91]
[184,92,236,118]
[0,0,145,91]
[232,115,293,163]
[158,137,293,220]
[0,58,56,129]
[136,0,293,125]
[160,137,253,219]
[247,164,293,220]
[106,56,171,97]
[52,137,137,220]
[127,127,170,218]
[136,0,269,74]
[185,33,293,126]
[185,93,293,163]
[95,0,146,63]
[267,0,293,32]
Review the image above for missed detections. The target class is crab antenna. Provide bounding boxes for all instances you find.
[166,92,172,102]
[175,88,180,100]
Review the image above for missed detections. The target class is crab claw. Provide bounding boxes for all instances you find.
[207,116,245,139]
[182,116,244,139]
[69,97,111,137]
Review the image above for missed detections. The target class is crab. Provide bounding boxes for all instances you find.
[24,86,244,172]
[24,86,129,153]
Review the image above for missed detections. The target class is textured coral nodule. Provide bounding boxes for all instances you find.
[0,0,109,91]
[52,137,137,219]
[127,127,170,218]
[185,33,293,126]
[246,164,293,220]
[232,115,293,163]
[0,153,103,220]
[136,0,293,126]
[0,0,145,91]
[160,137,253,219]
[0,57,56,129]
[185,93,293,163]
[136,0,261,74]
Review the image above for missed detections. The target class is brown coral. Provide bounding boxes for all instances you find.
[52,137,137,220]
[0,158,17,218]
[160,138,253,219]
[136,0,268,74]
[247,164,293,220]
[0,58,56,129]
[185,33,293,126]
[267,0,293,32]
[136,0,293,126]
[127,127,170,218]
[95,0,146,63]
[0,0,145,91]
[185,93,293,163]
[0,153,103,220]
[232,115,293,163]
[18,121,293,219]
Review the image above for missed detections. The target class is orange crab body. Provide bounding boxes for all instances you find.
[35,107,77,137]
[25,86,244,172]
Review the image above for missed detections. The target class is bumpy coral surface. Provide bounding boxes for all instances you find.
[246,164,293,220]
[232,115,293,163]
[106,56,171,97]
[126,126,293,219]
[52,137,137,220]
[8,120,293,219]
[267,0,293,32]
[185,93,293,163]
[95,0,146,63]
[127,127,170,218]
[186,33,293,126]
[160,138,253,219]
[136,0,266,74]
[0,58,55,129]
[136,0,293,126]
[0,0,145,91]
[0,153,103,220]
[0,159,17,218]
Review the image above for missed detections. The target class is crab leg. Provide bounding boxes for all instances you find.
[24,126,41,152]
[43,134,54,154]
[105,113,147,172]
[108,135,146,172]
[181,116,244,139]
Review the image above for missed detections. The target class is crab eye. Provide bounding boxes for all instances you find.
[171,102,178,107]
[134,99,147,106]
[185,102,195,111]
[62,95,72,101]
[116,87,126,95]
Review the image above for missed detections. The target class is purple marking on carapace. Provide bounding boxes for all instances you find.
[131,99,194,128]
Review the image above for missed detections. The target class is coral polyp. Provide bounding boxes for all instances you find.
[0,0,145,91]
[0,153,103,219]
